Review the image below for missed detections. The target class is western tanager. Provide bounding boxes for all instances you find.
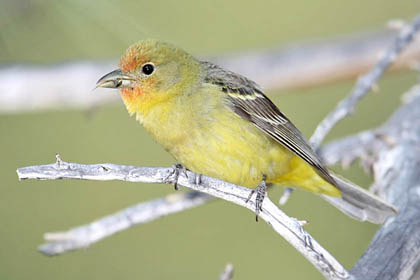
[96,39,396,223]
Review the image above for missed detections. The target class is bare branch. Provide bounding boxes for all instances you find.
[310,14,420,148]
[319,130,380,169]
[320,82,420,280]
[2,29,420,114]
[17,162,348,279]
[39,191,213,255]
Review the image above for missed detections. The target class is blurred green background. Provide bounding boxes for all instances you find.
[1,0,419,279]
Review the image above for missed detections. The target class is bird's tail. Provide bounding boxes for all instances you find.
[322,173,397,224]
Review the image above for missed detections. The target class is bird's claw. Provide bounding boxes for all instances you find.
[164,164,202,190]
[246,175,267,222]
[164,163,188,190]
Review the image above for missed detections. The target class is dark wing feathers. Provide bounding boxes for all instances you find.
[202,61,264,95]
[201,61,336,187]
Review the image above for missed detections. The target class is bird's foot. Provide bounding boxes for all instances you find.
[164,163,188,190]
[164,164,202,190]
[246,175,268,222]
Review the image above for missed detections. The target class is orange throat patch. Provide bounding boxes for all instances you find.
[120,87,144,116]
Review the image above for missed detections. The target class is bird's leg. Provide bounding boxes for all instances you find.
[164,163,188,190]
[246,175,268,222]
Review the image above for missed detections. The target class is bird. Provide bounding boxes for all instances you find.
[96,39,396,223]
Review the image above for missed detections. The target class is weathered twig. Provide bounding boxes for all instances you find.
[17,162,348,280]
[2,29,420,114]
[310,14,420,148]
[320,84,420,280]
[39,191,213,255]
[319,130,380,170]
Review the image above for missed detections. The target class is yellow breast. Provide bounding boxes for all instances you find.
[131,84,292,187]
[124,83,339,196]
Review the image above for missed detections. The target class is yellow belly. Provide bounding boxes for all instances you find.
[171,110,293,188]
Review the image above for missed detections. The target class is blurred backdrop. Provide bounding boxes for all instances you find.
[1,0,420,279]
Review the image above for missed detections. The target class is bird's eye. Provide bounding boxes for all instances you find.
[142,63,155,75]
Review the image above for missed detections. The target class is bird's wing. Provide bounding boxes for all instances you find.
[201,61,336,187]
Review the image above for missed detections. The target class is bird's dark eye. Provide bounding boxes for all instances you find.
[142,63,154,75]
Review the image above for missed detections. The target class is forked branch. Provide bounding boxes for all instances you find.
[310,14,420,148]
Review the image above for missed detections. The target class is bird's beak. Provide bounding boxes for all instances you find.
[96,69,134,89]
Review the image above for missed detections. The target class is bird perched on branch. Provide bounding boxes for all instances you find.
[96,39,396,223]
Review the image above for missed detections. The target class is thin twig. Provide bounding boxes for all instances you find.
[318,130,380,169]
[310,14,420,148]
[39,191,213,255]
[319,83,420,175]
[17,161,348,280]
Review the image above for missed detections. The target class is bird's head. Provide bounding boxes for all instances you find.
[96,39,201,116]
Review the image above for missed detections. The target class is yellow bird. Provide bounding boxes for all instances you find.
[97,39,396,223]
